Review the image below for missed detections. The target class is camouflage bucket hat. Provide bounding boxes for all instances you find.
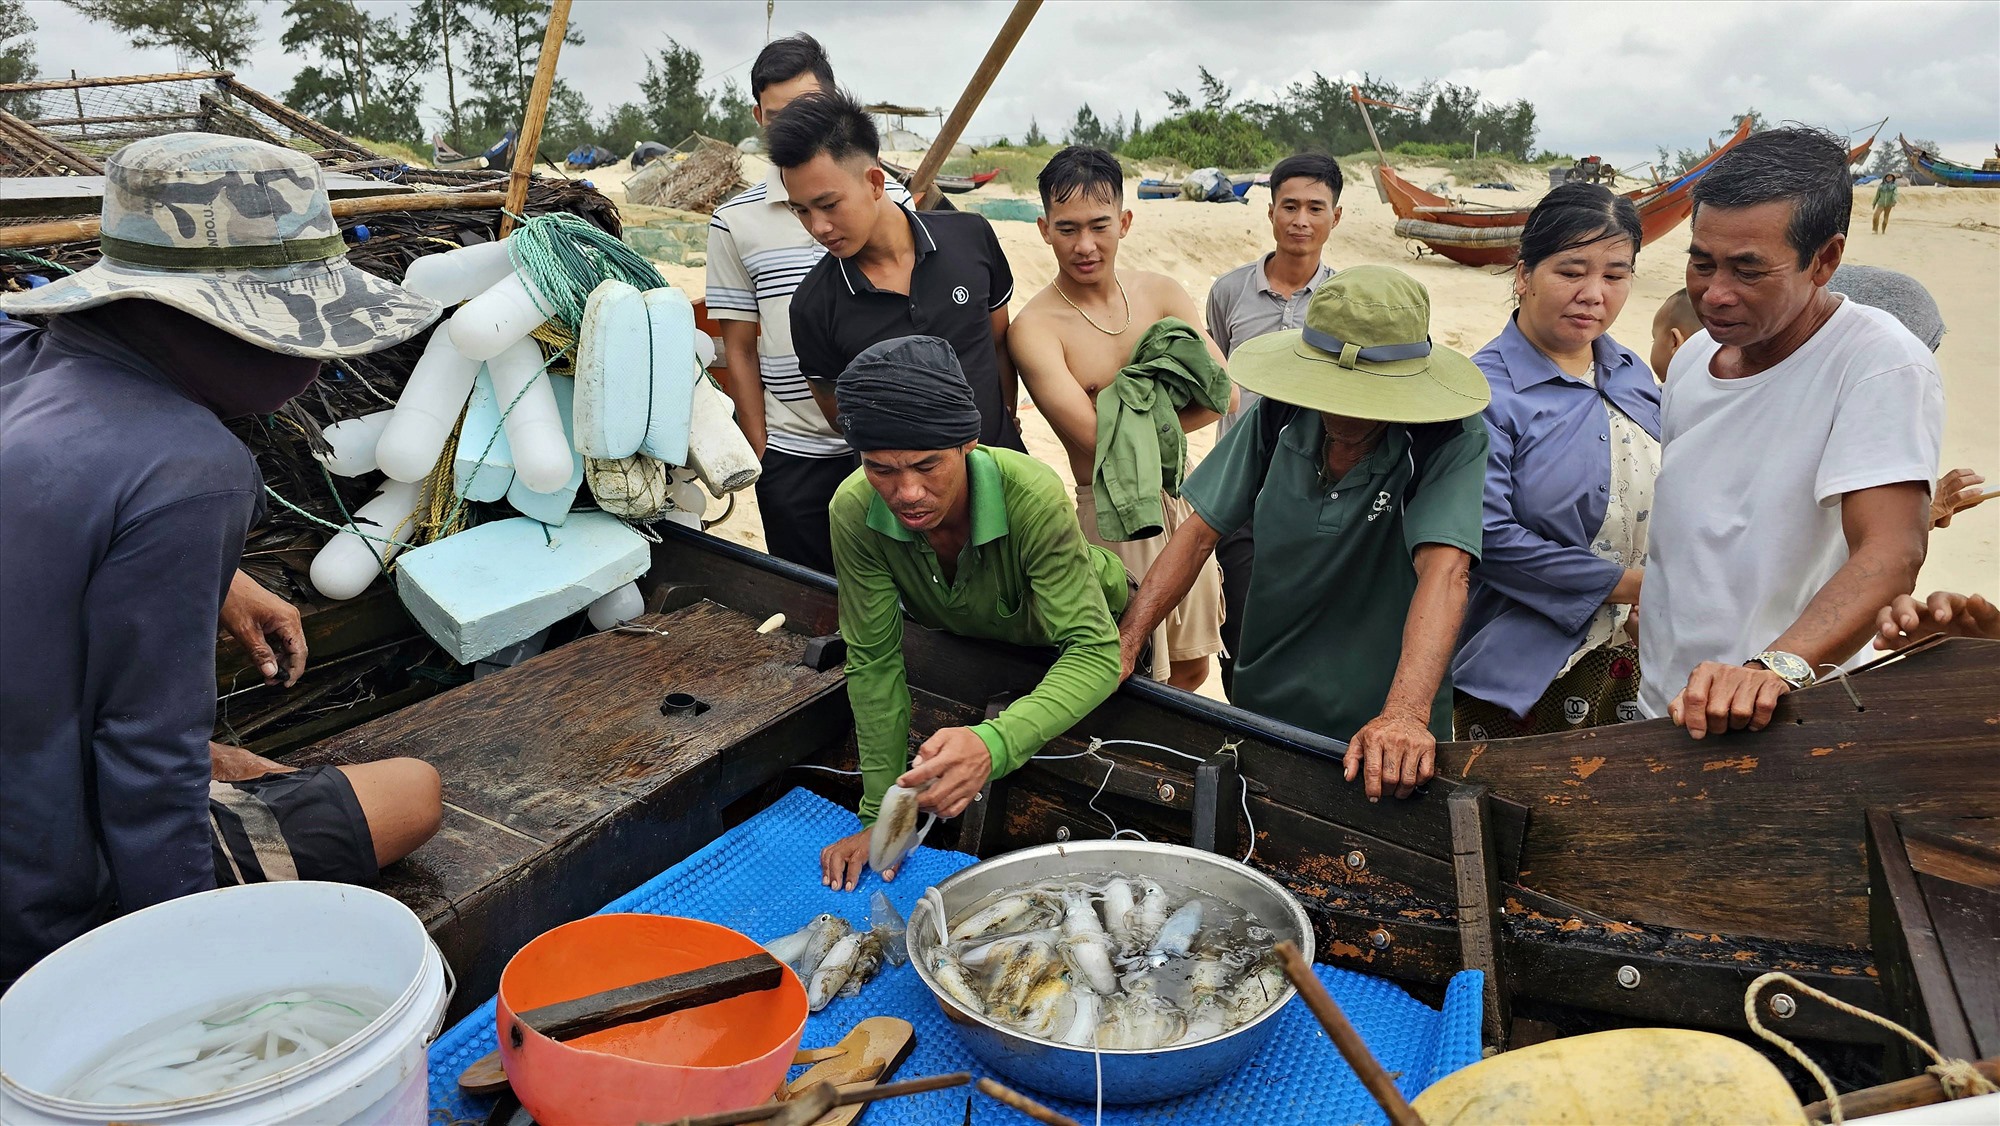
[0,132,440,359]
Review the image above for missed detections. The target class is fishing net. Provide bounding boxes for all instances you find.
[624,133,745,213]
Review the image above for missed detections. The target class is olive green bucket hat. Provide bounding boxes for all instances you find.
[0,132,439,359]
[1226,264,1489,422]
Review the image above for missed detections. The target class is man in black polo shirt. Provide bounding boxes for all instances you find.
[775,90,1025,452]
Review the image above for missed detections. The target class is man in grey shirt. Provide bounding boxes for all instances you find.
[1203,152,1343,694]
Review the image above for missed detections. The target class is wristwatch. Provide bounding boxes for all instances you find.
[1748,650,1816,689]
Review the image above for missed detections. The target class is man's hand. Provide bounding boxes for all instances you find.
[1930,468,1990,529]
[1343,709,1436,801]
[1874,590,2000,649]
[1116,628,1145,684]
[898,727,994,817]
[221,570,306,687]
[821,827,872,892]
[1669,661,1790,738]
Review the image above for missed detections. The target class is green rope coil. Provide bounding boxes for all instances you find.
[1,249,78,275]
[504,212,666,331]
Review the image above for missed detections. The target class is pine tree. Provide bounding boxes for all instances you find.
[61,0,258,70]
[280,0,432,144]
[0,0,37,115]
[1024,117,1047,147]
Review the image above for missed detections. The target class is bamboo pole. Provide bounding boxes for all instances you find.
[907,0,1042,209]
[0,70,230,95]
[1275,941,1428,1126]
[975,1078,1081,1126]
[500,0,574,236]
[654,1073,973,1126]
[1802,1057,2000,1123]
[213,77,373,157]
[0,190,507,251]
[0,110,105,174]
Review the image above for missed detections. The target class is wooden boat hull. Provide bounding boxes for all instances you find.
[1899,135,2000,188]
[291,524,2000,1046]
[1380,116,1755,266]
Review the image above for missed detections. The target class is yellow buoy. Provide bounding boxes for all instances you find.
[1411,1028,1806,1125]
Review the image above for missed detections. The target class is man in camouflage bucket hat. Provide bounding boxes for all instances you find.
[0,133,443,986]
[0,131,438,353]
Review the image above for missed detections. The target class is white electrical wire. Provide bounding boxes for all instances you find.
[790,763,863,777]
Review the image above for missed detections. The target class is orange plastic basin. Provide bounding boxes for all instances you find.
[497,914,808,1125]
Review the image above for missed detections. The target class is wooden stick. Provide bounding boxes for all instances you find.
[975,1078,1080,1126]
[501,0,573,236]
[907,0,1042,209]
[655,1072,972,1126]
[0,110,104,174]
[1274,940,1427,1126]
[0,190,508,252]
[215,77,374,157]
[0,70,230,94]
[1802,1057,2000,1123]
[459,953,782,1095]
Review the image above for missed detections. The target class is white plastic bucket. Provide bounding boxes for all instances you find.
[0,882,449,1125]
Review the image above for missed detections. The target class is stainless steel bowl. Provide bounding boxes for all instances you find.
[907,839,1313,1104]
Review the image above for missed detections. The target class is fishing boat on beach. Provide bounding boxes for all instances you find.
[1899,135,2000,188]
[1375,115,1755,267]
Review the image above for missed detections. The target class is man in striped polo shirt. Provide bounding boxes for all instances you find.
[706,33,909,571]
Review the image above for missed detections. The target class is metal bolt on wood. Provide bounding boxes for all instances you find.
[1345,850,1368,871]
[1157,781,1176,802]
[1770,993,1797,1019]
[1368,928,1391,950]
[1054,825,1070,841]
[1616,964,1642,989]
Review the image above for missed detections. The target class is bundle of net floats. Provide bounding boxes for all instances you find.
[296,205,761,666]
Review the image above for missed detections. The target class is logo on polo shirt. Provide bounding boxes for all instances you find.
[951,285,970,305]
[1366,490,1392,522]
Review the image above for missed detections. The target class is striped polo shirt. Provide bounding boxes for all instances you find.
[705,164,910,458]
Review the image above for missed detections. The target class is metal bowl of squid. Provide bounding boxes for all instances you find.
[906,839,1313,1104]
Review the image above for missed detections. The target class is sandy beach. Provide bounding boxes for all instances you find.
[607,156,1999,666]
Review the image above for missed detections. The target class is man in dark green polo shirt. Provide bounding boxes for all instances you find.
[1119,266,1490,802]
[822,335,1126,889]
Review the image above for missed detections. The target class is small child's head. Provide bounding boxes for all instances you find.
[1649,288,1702,381]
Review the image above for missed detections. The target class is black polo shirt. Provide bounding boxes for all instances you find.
[791,204,1024,451]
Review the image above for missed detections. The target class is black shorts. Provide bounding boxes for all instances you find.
[209,766,377,886]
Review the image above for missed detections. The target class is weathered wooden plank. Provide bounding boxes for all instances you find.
[1448,787,1510,1048]
[1438,638,2000,946]
[306,602,826,840]
[214,584,413,694]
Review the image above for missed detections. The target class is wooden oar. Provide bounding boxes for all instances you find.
[1274,940,1427,1126]
[458,954,783,1094]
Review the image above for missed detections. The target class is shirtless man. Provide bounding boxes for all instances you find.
[1009,146,1233,692]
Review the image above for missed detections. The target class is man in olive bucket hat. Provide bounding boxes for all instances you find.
[1119,265,1491,801]
[0,133,444,984]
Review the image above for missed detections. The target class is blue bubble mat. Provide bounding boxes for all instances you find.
[427,786,1484,1125]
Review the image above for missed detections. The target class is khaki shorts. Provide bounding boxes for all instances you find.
[1075,485,1225,679]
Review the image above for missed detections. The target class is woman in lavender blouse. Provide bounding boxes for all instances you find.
[1452,183,1662,739]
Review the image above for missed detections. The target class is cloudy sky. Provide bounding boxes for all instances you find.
[20,0,2000,167]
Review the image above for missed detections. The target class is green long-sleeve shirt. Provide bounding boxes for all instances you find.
[1873,181,1899,208]
[829,446,1128,824]
[1090,316,1234,541]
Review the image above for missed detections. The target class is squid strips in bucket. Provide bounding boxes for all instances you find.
[760,893,908,1013]
[868,782,934,878]
[60,988,387,1105]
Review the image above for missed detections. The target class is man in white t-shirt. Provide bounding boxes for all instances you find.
[1640,127,1942,734]
[705,34,909,572]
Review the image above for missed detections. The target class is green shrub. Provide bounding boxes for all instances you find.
[1391,140,1473,160]
[1123,109,1281,170]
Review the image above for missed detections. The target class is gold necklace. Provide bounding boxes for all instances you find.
[1052,275,1132,336]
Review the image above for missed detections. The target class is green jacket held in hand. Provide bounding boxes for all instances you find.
[1090,316,1234,542]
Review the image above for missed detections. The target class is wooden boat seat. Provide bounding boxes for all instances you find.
[288,599,850,1018]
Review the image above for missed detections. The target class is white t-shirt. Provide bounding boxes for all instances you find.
[1638,296,1943,717]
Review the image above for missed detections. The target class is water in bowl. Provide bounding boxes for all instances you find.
[923,874,1288,1051]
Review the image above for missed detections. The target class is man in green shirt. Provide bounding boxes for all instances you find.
[1871,172,1899,233]
[822,335,1127,889]
[1119,266,1491,802]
